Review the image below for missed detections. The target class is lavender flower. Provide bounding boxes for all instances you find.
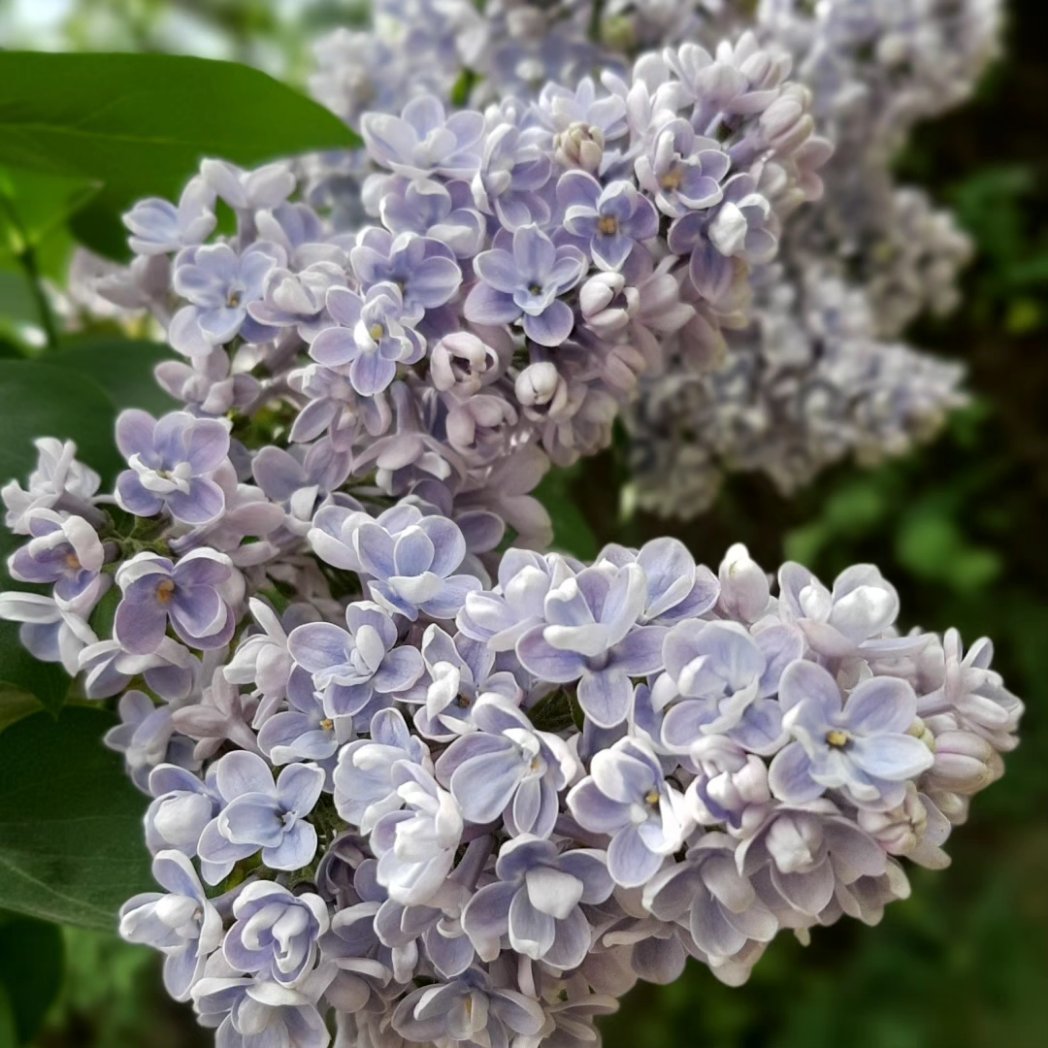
[466,225,586,347]
[119,850,223,1001]
[769,660,934,809]
[196,751,324,883]
[114,549,236,654]
[223,882,329,985]
[559,172,659,269]
[114,410,230,525]
[567,737,689,887]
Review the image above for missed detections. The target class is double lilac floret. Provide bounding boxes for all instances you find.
[769,660,934,809]
[466,224,586,347]
[115,410,230,525]
[196,751,324,883]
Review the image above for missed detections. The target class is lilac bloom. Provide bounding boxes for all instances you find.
[566,737,689,888]
[737,804,889,920]
[191,955,332,1048]
[768,660,934,810]
[379,178,485,258]
[169,241,284,353]
[462,836,612,969]
[105,690,197,791]
[309,282,426,396]
[145,763,220,858]
[654,620,804,742]
[363,96,485,178]
[457,549,578,652]
[0,590,96,674]
[256,666,353,766]
[516,562,667,728]
[223,882,329,985]
[472,122,554,229]
[777,561,929,659]
[391,967,546,1048]
[8,508,105,602]
[370,761,463,906]
[333,708,431,833]
[435,697,578,837]
[413,627,523,740]
[248,260,345,340]
[123,175,216,255]
[119,850,223,1001]
[684,736,771,831]
[2,437,100,533]
[115,409,230,525]
[114,549,236,654]
[706,173,778,262]
[597,536,720,624]
[558,172,659,269]
[465,225,586,347]
[196,751,324,884]
[287,601,424,717]
[354,512,482,621]
[349,228,462,313]
[635,119,729,218]
[643,834,778,968]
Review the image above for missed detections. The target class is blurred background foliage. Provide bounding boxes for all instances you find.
[0,0,1045,1045]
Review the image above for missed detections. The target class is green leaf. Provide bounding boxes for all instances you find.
[535,468,599,560]
[0,630,68,720]
[0,166,98,261]
[0,708,153,930]
[50,338,177,415]
[0,689,41,736]
[0,359,122,486]
[0,984,17,1048]
[0,52,360,255]
[0,912,64,1044]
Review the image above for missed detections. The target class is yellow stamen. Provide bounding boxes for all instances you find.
[598,215,619,235]
[825,729,850,748]
[644,789,660,806]
[368,323,385,341]
[155,579,176,604]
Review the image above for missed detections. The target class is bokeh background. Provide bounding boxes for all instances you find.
[1,1,1045,1045]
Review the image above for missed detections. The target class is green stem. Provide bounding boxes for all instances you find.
[588,0,606,44]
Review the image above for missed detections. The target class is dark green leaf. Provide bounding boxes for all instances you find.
[0,359,122,485]
[0,629,68,720]
[0,708,153,930]
[0,52,359,254]
[0,912,64,1044]
[50,338,177,415]
[535,468,599,560]
[0,984,17,1048]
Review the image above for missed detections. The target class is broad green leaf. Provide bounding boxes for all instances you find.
[0,52,360,255]
[0,689,41,735]
[0,708,153,931]
[50,338,177,416]
[0,359,122,487]
[0,631,68,720]
[0,984,16,1048]
[0,166,98,261]
[0,913,64,1044]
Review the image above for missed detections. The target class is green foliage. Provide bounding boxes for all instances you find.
[0,913,64,1045]
[0,708,154,931]
[48,338,177,415]
[0,50,360,257]
[535,466,600,560]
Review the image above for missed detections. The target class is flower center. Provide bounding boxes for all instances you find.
[660,167,684,191]
[644,789,660,807]
[320,718,334,732]
[155,579,176,604]
[825,729,851,749]
[598,215,619,235]
[64,552,81,570]
[369,322,385,341]
[528,283,543,296]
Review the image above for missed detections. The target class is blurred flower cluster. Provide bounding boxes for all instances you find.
[0,2,1021,1048]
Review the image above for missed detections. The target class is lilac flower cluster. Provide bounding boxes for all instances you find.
[0,4,1019,1047]
[1,437,1021,1046]
[77,16,827,547]
[624,0,1001,513]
